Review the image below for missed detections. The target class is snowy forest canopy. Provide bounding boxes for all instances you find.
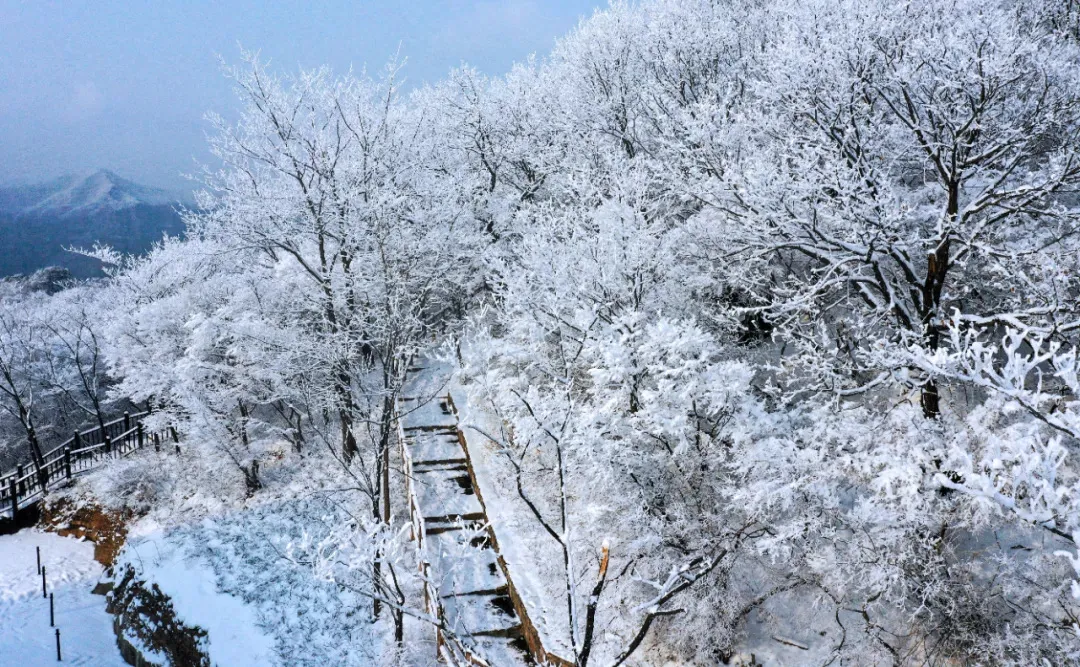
[4,0,1080,664]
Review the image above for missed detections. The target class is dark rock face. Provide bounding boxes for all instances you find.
[40,498,135,567]
[107,565,211,667]
[21,266,74,294]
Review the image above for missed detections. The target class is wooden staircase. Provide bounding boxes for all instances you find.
[398,392,532,666]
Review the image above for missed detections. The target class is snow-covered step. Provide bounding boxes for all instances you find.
[414,472,485,518]
[465,635,533,667]
[424,513,487,533]
[399,396,458,429]
[428,531,506,597]
[412,460,469,474]
[442,590,521,637]
[407,433,466,465]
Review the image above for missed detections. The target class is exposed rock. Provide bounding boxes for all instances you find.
[108,565,211,667]
[39,498,135,566]
[0,266,75,295]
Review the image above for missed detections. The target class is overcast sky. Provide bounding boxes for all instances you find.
[0,1,605,191]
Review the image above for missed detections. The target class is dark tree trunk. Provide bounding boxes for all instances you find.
[918,181,958,419]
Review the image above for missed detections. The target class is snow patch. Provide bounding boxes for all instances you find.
[0,528,126,666]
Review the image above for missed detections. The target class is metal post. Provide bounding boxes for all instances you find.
[137,423,145,449]
[37,546,41,574]
[56,628,61,661]
[49,592,54,627]
[42,565,47,598]
[64,448,72,480]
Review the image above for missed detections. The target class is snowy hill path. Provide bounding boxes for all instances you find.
[0,529,126,666]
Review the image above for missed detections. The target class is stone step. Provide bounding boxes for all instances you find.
[412,457,468,468]
[408,433,466,464]
[403,424,458,433]
[414,471,484,517]
[428,530,506,596]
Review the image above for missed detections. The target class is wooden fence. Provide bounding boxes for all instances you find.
[0,411,176,521]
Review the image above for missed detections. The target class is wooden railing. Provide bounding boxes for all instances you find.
[0,410,176,520]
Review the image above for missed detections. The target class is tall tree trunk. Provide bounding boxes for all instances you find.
[919,181,958,419]
[380,394,393,525]
[337,367,358,463]
[237,400,261,494]
[19,405,44,466]
[373,391,397,620]
[372,502,382,619]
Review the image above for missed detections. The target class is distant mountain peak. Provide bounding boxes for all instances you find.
[0,170,192,218]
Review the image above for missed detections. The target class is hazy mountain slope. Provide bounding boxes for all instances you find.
[0,170,191,278]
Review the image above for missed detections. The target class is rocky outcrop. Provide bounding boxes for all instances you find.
[40,498,134,566]
[107,565,211,667]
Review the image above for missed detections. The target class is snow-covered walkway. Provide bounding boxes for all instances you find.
[0,529,126,666]
[399,364,530,665]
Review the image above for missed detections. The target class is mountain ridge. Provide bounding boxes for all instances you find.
[0,169,194,219]
[0,170,191,278]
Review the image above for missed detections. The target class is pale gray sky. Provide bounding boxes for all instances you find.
[0,1,605,191]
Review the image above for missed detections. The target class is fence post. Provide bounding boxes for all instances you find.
[104,436,112,457]
[123,411,131,433]
[64,448,72,480]
[41,565,47,598]
[8,476,16,520]
[137,423,145,449]
[55,628,61,661]
[170,426,179,443]
[154,433,160,453]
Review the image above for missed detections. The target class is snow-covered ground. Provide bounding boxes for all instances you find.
[99,446,436,667]
[0,529,126,666]
[115,521,277,666]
